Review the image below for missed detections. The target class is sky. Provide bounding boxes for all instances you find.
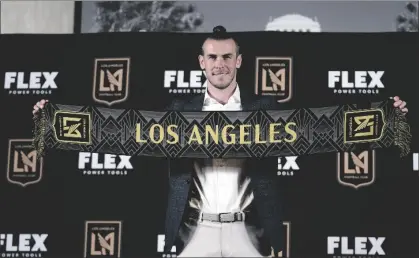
[81,1,415,33]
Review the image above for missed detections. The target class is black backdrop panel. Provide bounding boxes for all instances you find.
[0,32,417,258]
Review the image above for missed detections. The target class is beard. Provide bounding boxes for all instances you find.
[208,69,235,89]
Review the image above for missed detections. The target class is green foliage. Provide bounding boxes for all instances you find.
[91,1,203,32]
[396,2,418,32]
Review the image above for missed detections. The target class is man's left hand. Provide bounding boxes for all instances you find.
[393,96,408,115]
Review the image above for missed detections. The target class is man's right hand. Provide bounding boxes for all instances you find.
[32,99,48,115]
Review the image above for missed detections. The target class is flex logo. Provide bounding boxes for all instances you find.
[327,236,385,256]
[0,234,48,256]
[164,70,207,94]
[78,152,133,176]
[277,156,299,176]
[4,72,58,95]
[328,71,384,95]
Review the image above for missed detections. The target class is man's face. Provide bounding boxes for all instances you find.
[199,38,242,89]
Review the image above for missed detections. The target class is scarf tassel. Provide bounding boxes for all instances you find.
[394,108,412,157]
[32,108,46,159]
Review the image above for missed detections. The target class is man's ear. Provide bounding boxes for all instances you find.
[198,55,205,70]
[236,54,242,68]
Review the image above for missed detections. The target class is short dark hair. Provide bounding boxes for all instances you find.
[201,25,240,56]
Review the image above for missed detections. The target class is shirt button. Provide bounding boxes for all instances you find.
[214,159,226,167]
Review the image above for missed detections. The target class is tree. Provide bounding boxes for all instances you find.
[90,1,203,32]
[396,2,418,32]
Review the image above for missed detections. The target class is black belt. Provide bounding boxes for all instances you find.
[200,212,246,223]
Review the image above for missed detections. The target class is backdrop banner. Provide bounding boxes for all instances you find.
[0,31,418,258]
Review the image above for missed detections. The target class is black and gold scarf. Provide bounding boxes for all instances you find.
[32,99,411,159]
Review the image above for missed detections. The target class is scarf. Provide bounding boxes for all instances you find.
[32,99,411,159]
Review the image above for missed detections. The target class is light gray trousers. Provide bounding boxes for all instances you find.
[178,220,265,257]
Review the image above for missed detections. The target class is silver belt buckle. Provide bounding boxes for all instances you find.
[219,212,234,222]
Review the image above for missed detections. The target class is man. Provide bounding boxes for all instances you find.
[164,26,285,257]
[162,26,411,257]
[32,26,409,257]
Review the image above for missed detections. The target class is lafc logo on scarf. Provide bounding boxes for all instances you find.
[344,109,385,143]
[93,58,131,106]
[53,111,91,144]
[337,150,375,189]
[84,221,122,258]
[255,57,293,103]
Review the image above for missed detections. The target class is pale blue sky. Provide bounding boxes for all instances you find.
[81,1,414,33]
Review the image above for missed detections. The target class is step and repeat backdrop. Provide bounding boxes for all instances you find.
[0,32,418,258]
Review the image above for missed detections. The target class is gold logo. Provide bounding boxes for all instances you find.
[93,57,130,106]
[269,221,291,257]
[344,109,385,143]
[63,117,83,138]
[255,57,292,103]
[53,111,91,144]
[337,150,375,189]
[7,139,43,187]
[84,221,122,258]
[353,115,375,137]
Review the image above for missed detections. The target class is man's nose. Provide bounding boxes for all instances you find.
[214,57,225,67]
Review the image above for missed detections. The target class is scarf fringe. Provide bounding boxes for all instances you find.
[393,108,411,157]
[32,108,46,159]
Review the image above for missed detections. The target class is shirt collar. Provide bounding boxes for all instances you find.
[203,80,241,105]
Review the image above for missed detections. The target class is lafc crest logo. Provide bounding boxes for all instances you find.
[337,150,375,189]
[269,221,291,257]
[255,57,292,103]
[93,57,130,106]
[7,139,43,187]
[53,111,91,144]
[344,109,385,143]
[84,221,122,258]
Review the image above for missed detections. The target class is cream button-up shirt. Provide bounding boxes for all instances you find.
[189,82,254,214]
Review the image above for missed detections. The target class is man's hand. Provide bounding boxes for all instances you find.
[32,99,48,115]
[393,96,408,115]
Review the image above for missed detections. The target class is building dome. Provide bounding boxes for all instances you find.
[265,13,321,32]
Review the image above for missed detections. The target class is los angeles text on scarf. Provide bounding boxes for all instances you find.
[32,99,411,159]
